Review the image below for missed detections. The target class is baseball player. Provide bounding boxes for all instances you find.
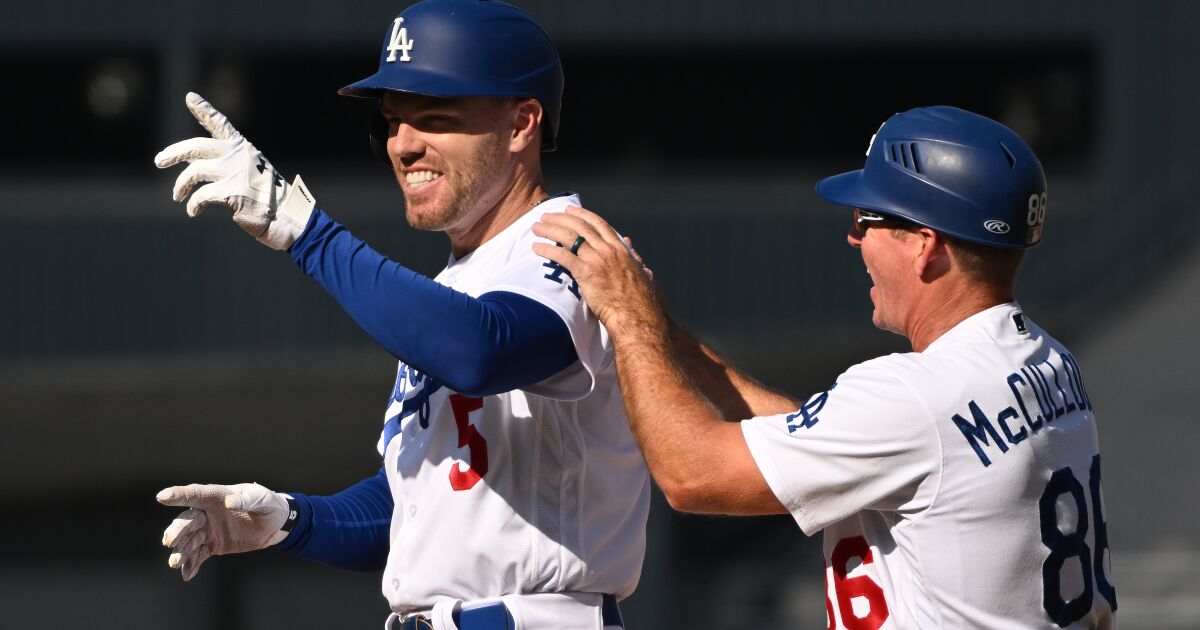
[152,2,647,628]
[534,106,1117,628]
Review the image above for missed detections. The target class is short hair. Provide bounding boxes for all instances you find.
[944,235,1025,289]
[889,227,1025,289]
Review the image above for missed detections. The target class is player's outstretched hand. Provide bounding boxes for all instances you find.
[153,92,316,250]
[533,206,666,339]
[156,482,293,581]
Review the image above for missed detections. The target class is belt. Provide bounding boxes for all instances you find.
[600,594,624,627]
[391,594,623,629]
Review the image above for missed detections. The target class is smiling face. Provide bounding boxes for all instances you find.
[380,92,520,234]
[847,215,917,335]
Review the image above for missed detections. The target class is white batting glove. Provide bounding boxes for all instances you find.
[153,92,316,250]
[156,482,297,581]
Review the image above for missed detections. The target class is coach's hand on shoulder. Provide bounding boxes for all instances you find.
[154,92,316,251]
[533,206,665,338]
[156,482,293,581]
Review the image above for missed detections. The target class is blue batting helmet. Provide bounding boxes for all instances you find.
[340,0,564,153]
[816,106,1047,248]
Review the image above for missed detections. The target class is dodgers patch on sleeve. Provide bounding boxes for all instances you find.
[786,384,837,433]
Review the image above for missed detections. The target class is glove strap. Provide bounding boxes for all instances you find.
[280,496,301,534]
[278,174,317,228]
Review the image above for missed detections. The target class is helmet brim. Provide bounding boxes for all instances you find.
[338,68,559,152]
[338,68,474,99]
[338,67,543,100]
[338,75,388,98]
[815,170,901,218]
[816,168,1033,248]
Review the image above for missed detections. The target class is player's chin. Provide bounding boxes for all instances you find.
[404,201,450,232]
[407,213,445,232]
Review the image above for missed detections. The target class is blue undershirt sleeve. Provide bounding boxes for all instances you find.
[277,469,393,572]
[288,209,577,396]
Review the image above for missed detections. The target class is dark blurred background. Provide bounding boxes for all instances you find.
[2,0,1198,628]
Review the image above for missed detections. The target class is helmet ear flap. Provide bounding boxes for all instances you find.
[369,104,390,165]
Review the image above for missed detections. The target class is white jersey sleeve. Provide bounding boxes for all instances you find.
[742,357,941,535]
[481,198,607,401]
[740,304,1116,629]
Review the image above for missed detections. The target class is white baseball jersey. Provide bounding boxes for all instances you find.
[742,303,1116,629]
[377,194,650,612]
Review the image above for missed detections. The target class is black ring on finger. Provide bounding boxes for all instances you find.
[568,235,586,255]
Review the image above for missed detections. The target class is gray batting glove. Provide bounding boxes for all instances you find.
[157,482,294,581]
[154,92,316,251]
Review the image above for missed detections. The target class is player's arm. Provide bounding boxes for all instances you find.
[157,470,393,580]
[533,208,786,515]
[276,468,393,571]
[154,92,576,395]
[289,209,577,395]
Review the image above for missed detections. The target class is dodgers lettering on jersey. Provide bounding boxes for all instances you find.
[742,303,1116,629]
[377,194,650,613]
[380,364,443,449]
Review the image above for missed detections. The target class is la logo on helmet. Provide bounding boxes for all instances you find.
[387,17,415,63]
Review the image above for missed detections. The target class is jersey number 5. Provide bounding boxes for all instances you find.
[1039,453,1117,626]
[448,394,489,491]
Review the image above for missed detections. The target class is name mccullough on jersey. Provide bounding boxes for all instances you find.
[743,304,1116,629]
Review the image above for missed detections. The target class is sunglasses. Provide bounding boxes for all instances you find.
[851,208,912,238]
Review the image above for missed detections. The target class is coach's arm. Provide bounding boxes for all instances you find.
[666,323,800,419]
[533,207,787,515]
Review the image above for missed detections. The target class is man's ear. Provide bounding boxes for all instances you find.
[913,228,950,281]
[510,98,544,153]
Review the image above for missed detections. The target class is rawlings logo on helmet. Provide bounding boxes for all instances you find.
[983,219,1010,234]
